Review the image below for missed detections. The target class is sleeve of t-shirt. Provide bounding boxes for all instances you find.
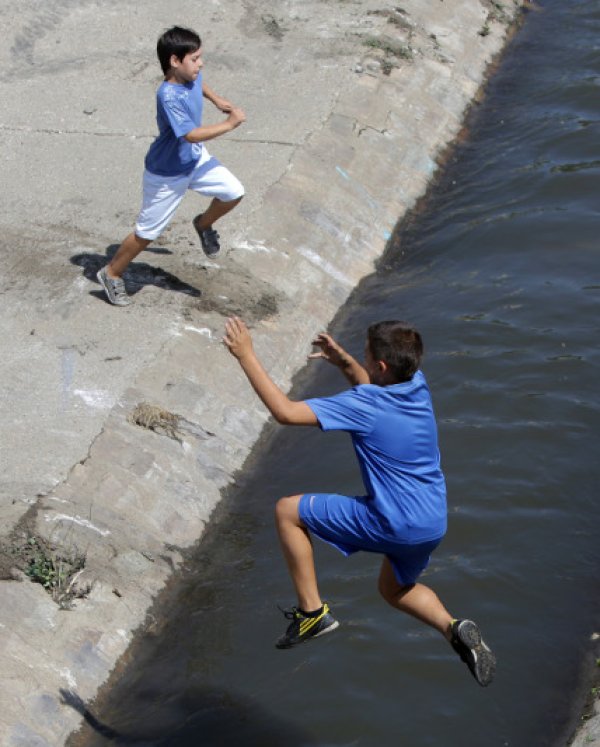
[160,91,197,138]
[305,386,377,435]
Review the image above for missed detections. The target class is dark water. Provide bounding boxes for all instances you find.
[74,3,600,745]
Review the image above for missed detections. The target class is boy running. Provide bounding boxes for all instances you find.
[98,26,245,306]
[223,316,496,687]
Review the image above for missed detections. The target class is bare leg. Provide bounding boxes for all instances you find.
[194,196,242,230]
[378,557,453,639]
[275,494,322,612]
[107,233,151,279]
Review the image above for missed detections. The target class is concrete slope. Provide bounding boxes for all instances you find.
[0,1,524,743]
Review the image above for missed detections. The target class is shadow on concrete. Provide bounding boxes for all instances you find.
[71,247,201,301]
[61,690,125,743]
[62,685,314,747]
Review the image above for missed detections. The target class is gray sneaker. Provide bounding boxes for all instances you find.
[97,266,131,306]
[450,619,496,687]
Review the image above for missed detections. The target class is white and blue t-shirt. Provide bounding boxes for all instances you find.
[306,370,447,542]
[145,74,204,177]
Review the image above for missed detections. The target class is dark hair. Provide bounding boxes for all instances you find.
[157,26,201,75]
[367,320,423,382]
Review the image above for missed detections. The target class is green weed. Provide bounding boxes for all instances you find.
[363,36,413,60]
[24,536,87,609]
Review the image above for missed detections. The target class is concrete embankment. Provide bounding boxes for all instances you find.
[0,1,527,743]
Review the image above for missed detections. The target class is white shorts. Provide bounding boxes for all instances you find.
[134,146,244,240]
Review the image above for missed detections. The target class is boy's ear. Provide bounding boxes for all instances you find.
[378,359,398,384]
[169,53,180,69]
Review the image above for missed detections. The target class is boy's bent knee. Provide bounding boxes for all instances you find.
[378,575,395,605]
[275,494,303,524]
[378,559,412,604]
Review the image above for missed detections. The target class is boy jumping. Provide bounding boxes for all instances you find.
[223,316,496,687]
[97,26,245,306]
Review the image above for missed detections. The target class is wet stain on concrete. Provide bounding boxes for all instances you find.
[184,265,282,324]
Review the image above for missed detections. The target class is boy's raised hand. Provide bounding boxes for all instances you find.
[310,333,369,385]
[309,333,349,368]
[227,107,246,128]
[223,316,253,360]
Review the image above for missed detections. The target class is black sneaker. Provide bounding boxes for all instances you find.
[193,215,221,257]
[276,603,339,649]
[450,619,496,687]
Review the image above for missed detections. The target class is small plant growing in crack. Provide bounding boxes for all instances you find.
[363,36,413,60]
[128,402,215,443]
[128,402,182,441]
[24,536,87,609]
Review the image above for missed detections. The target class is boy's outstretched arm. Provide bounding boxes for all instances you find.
[185,83,245,144]
[202,82,233,112]
[223,317,318,426]
[309,333,370,385]
[184,107,245,144]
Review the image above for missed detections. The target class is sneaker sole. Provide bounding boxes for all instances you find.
[457,620,496,687]
[276,619,340,649]
[313,619,340,639]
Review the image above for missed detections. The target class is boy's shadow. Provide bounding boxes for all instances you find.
[71,245,201,303]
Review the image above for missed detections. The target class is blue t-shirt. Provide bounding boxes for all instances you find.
[145,74,204,177]
[306,370,447,542]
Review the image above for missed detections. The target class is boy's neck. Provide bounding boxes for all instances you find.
[164,73,186,85]
[370,371,411,387]
[164,67,199,85]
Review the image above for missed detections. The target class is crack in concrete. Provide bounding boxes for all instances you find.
[0,124,300,147]
[358,124,390,136]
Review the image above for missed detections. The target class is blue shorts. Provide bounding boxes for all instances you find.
[298,493,443,586]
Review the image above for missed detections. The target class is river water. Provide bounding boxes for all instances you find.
[73,2,599,745]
